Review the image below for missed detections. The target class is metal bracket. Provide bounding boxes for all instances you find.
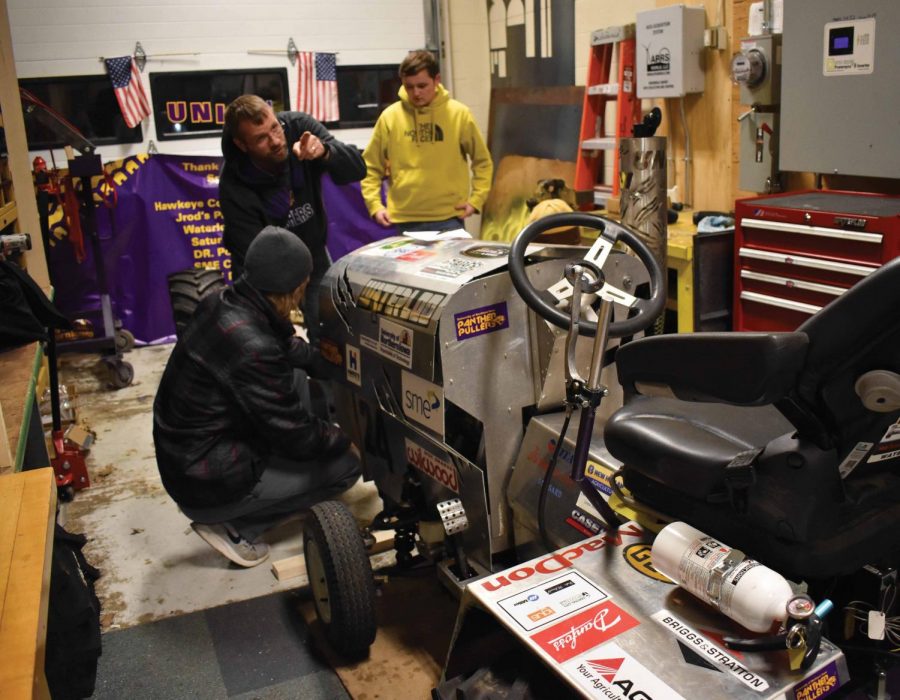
[287,37,298,65]
[133,42,147,72]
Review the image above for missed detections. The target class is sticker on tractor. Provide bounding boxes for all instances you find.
[364,318,413,369]
[319,338,342,366]
[345,344,361,386]
[479,525,646,594]
[404,438,459,493]
[419,256,482,280]
[530,601,639,663]
[357,279,445,326]
[868,419,900,464]
[461,244,508,259]
[838,442,874,478]
[622,544,673,584]
[652,611,770,691]
[584,459,615,495]
[498,571,609,631]
[791,660,842,700]
[564,642,687,700]
[454,302,509,341]
[401,371,444,436]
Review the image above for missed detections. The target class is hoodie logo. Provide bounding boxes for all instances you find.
[405,124,444,143]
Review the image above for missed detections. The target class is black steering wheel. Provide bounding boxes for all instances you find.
[508,212,665,338]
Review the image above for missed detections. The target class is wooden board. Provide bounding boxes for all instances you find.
[0,467,57,699]
[0,343,42,475]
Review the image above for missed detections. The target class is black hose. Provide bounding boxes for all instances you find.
[538,413,572,553]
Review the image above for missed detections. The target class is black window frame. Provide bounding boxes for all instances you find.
[19,74,144,149]
[334,64,401,129]
[148,67,290,141]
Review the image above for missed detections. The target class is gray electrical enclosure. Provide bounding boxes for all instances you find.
[780,0,900,179]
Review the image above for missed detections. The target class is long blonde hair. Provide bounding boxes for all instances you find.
[265,282,306,320]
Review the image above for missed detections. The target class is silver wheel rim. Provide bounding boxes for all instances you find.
[305,538,332,624]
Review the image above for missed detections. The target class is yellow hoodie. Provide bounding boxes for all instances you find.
[361,84,493,224]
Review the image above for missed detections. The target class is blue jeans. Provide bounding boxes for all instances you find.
[398,217,466,233]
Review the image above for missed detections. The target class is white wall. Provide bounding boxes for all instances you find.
[9,0,426,161]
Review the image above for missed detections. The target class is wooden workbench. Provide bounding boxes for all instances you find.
[0,342,43,474]
[0,467,56,699]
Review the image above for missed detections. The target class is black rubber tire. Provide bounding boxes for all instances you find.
[167,268,227,338]
[114,328,135,353]
[109,360,134,389]
[303,500,377,657]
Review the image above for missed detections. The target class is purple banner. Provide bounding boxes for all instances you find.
[47,154,391,343]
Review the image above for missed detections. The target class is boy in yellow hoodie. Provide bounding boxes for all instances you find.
[361,50,493,232]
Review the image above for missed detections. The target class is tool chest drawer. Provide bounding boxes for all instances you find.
[734,191,900,331]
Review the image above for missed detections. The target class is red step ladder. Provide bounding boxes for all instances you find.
[574,25,642,210]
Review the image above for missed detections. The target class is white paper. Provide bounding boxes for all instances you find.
[402,228,472,242]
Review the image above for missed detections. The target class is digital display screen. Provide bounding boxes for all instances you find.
[828,26,854,56]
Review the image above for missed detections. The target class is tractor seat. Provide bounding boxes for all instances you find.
[605,397,792,497]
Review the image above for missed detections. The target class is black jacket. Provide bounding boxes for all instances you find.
[153,278,333,508]
[218,111,366,267]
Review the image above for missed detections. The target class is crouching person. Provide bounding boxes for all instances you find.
[153,226,360,567]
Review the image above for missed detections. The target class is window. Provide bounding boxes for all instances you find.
[149,68,290,141]
[335,65,401,128]
[19,75,143,149]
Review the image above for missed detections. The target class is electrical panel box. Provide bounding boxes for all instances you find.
[780,0,900,179]
[635,5,706,98]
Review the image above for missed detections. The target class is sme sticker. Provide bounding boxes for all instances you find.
[454,302,509,341]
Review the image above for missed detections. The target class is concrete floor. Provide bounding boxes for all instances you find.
[57,344,390,632]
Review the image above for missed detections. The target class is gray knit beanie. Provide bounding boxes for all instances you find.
[244,226,313,293]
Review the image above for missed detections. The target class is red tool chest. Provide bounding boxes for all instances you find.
[734,190,900,331]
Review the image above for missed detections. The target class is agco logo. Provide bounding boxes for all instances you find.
[578,657,657,699]
[623,544,673,584]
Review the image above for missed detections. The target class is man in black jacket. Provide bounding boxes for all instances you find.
[218,94,366,342]
[153,227,360,567]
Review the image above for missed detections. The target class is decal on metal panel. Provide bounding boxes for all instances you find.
[530,602,639,663]
[345,344,361,386]
[622,544,674,584]
[479,525,645,594]
[838,441,874,478]
[401,371,444,436]
[373,318,414,369]
[652,611,770,691]
[403,438,459,493]
[564,642,688,700]
[497,571,609,631]
[868,419,900,464]
[454,301,509,341]
[791,659,842,700]
[357,279,445,326]
[419,256,483,280]
[461,244,508,259]
[319,338,342,366]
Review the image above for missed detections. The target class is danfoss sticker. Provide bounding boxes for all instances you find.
[530,601,638,663]
[454,302,509,341]
[565,642,687,700]
[479,524,645,593]
[404,438,459,493]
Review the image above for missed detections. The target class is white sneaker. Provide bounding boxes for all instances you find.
[191,522,270,568]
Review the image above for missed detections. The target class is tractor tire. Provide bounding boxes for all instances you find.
[167,268,227,338]
[303,500,377,657]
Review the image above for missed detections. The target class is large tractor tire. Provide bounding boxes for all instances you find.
[167,268,227,338]
[303,500,377,657]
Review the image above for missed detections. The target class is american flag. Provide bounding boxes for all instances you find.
[296,52,339,123]
[104,56,151,128]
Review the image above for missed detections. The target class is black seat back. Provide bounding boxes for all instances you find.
[793,256,900,456]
